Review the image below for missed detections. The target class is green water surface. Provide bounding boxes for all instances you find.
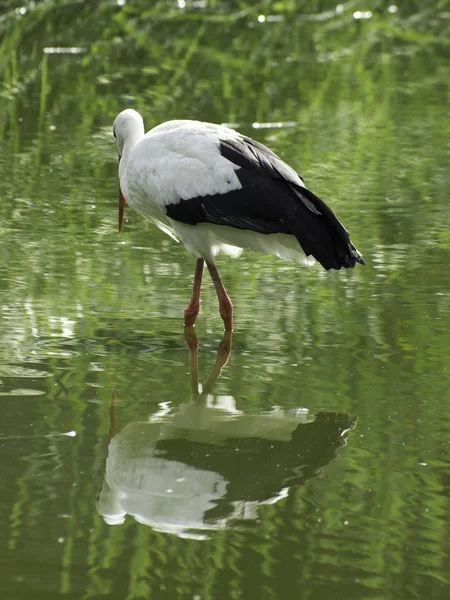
[1,1,450,599]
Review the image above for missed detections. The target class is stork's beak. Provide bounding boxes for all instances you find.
[119,187,126,234]
[118,153,126,235]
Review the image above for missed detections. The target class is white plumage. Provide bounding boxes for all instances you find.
[113,108,364,330]
[117,112,308,263]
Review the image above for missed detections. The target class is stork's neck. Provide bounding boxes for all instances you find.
[119,127,144,175]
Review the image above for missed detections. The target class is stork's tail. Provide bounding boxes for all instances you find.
[341,241,365,269]
[290,184,365,270]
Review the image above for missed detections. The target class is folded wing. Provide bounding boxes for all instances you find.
[164,133,364,270]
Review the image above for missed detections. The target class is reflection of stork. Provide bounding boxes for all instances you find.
[98,329,355,539]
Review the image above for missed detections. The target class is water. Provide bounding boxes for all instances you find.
[1,2,450,598]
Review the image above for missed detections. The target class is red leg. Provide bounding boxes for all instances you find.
[184,258,204,327]
[207,262,233,331]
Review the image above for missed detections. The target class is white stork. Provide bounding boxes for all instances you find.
[113,109,364,331]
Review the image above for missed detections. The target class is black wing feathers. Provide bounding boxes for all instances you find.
[220,137,306,189]
[165,134,364,270]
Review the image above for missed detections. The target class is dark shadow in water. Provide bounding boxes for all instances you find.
[97,328,355,539]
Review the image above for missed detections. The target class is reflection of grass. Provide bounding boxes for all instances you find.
[0,0,449,370]
[0,2,448,355]
[0,2,448,123]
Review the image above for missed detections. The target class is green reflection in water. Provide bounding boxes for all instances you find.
[1,1,450,599]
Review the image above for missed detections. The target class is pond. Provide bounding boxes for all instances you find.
[1,1,450,599]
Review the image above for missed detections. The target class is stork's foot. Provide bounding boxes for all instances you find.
[219,298,233,332]
[201,330,233,395]
[217,330,232,364]
[184,301,200,327]
[184,325,199,353]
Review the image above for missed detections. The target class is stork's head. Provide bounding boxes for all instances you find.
[112,108,144,159]
[113,109,144,234]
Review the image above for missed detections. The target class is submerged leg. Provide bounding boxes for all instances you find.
[109,392,116,441]
[184,258,204,327]
[202,331,232,394]
[184,325,200,398]
[206,262,233,331]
